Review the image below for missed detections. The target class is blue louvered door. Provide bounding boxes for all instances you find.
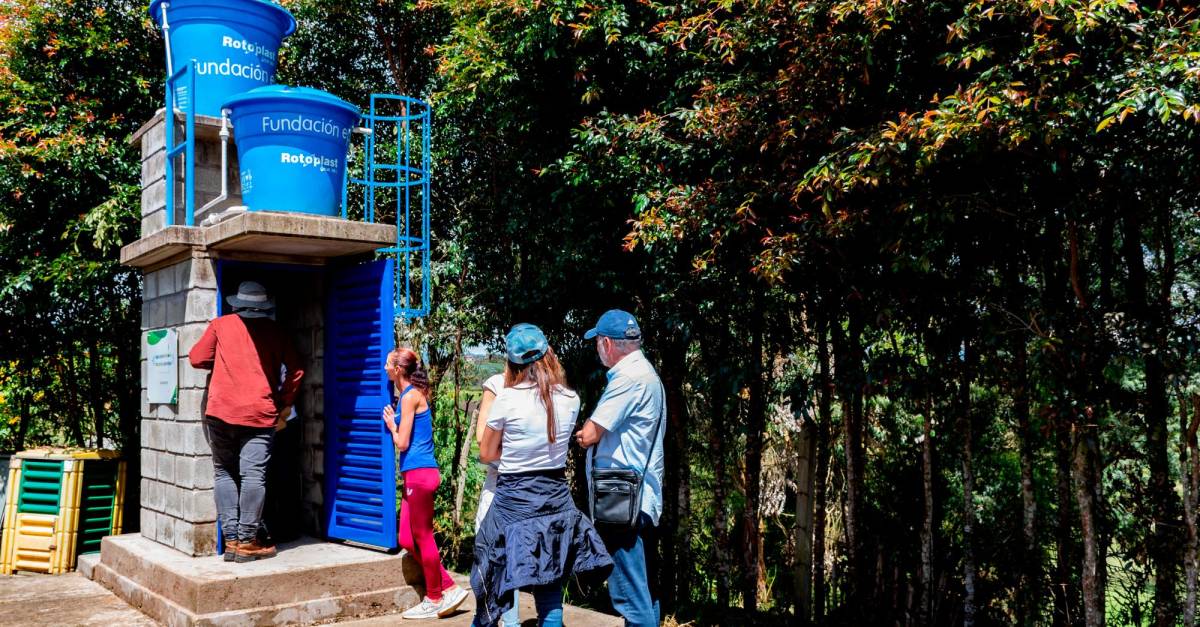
[324,258,397,550]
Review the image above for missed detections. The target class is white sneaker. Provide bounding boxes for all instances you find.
[437,585,469,618]
[401,597,441,620]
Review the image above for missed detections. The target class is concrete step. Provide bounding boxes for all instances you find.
[91,533,423,626]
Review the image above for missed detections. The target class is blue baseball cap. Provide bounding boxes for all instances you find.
[505,323,549,364]
[583,309,641,340]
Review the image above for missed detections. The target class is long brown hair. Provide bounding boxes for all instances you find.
[505,347,570,443]
[388,348,430,398]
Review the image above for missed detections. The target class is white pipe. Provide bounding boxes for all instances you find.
[198,109,232,215]
[161,2,174,76]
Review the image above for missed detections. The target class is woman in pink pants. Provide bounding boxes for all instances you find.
[383,348,469,620]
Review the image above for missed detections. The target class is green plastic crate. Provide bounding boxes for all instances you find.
[75,460,120,556]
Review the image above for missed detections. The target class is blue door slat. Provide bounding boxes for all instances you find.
[324,258,397,551]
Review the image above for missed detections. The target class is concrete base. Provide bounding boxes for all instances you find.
[89,533,424,626]
[76,552,99,580]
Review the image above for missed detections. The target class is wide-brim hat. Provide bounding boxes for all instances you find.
[226,281,275,318]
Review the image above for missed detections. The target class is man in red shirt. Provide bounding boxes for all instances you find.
[189,281,303,562]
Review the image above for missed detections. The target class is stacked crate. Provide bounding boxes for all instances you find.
[0,449,126,574]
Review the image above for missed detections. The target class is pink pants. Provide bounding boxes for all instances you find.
[399,468,455,600]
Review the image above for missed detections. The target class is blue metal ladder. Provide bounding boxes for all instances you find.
[345,94,432,321]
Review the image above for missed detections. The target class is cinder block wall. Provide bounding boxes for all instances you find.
[133,111,336,555]
[139,252,219,556]
[139,112,243,237]
[280,281,326,536]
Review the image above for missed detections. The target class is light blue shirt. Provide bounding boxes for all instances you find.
[586,350,666,525]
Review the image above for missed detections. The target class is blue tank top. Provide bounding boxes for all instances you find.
[397,385,438,472]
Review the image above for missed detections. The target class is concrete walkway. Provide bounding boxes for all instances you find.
[334,587,622,626]
[0,573,157,627]
[0,572,622,626]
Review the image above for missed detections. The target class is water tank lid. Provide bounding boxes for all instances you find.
[222,85,361,118]
[148,0,297,38]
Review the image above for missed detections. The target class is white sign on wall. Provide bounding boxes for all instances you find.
[145,328,178,404]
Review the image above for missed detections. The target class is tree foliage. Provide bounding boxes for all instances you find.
[3,1,1200,625]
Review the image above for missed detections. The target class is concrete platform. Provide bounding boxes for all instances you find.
[89,534,423,626]
[121,212,396,269]
[203,211,395,262]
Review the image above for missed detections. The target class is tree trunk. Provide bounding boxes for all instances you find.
[1043,210,1079,627]
[812,318,833,623]
[659,329,691,611]
[61,354,85,447]
[793,401,816,623]
[1074,422,1106,627]
[704,335,732,608]
[116,312,140,454]
[88,336,106,449]
[1122,208,1182,626]
[741,315,767,612]
[450,323,464,481]
[1181,392,1199,627]
[1013,337,1040,625]
[16,366,31,451]
[835,305,867,610]
[960,341,977,627]
[1053,416,1078,627]
[451,400,478,534]
[921,393,935,626]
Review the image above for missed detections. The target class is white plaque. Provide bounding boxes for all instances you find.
[145,328,179,404]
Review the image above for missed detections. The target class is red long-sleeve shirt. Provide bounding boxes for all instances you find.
[188,314,304,429]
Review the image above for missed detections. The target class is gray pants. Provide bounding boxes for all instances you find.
[205,417,274,543]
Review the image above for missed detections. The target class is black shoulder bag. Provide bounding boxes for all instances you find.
[588,399,664,529]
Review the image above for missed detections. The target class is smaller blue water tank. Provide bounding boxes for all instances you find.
[223,86,361,216]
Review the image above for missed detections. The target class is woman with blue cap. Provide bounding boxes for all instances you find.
[471,324,613,627]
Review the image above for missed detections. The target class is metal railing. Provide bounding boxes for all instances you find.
[163,62,196,227]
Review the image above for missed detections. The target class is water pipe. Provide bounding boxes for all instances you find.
[198,109,237,220]
[160,2,174,77]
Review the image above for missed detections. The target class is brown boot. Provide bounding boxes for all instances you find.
[234,539,277,563]
[223,539,240,562]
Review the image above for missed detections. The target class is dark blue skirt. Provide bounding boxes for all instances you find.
[470,469,613,625]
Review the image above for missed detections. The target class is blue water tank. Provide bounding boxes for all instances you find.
[150,0,296,117]
[223,86,361,216]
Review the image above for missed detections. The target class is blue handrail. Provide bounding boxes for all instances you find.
[163,62,196,227]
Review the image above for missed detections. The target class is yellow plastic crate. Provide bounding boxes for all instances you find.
[8,513,60,573]
[0,459,20,575]
[0,450,125,575]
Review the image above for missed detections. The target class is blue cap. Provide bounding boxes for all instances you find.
[584,309,641,340]
[505,323,549,365]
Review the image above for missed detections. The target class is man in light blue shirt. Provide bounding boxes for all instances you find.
[575,309,665,627]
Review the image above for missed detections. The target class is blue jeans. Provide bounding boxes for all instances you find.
[602,513,660,627]
[500,602,519,627]
[475,583,560,627]
[532,583,563,627]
